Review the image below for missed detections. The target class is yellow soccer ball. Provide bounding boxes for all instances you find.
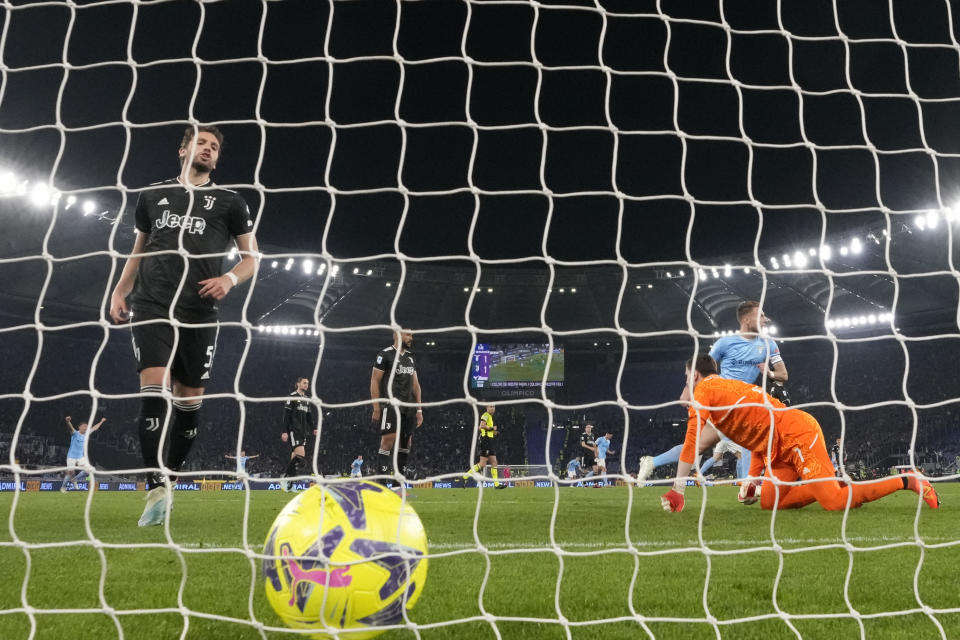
[263,482,428,639]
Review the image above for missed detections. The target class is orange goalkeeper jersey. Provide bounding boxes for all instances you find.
[679,375,788,464]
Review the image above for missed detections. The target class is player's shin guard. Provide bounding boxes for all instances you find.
[165,400,201,473]
[397,448,409,481]
[463,463,481,479]
[377,449,392,486]
[138,386,168,490]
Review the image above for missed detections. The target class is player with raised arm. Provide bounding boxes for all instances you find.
[459,404,506,489]
[351,455,364,478]
[109,125,259,526]
[280,376,316,492]
[594,430,615,486]
[61,415,105,492]
[225,450,258,475]
[638,300,788,484]
[659,354,939,513]
[370,329,423,489]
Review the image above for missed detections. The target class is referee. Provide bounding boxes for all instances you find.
[370,329,423,487]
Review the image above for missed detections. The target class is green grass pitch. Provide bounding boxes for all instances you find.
[488,351,564,383]
[0,483,956,640]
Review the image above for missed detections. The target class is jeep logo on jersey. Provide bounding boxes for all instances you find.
[155,210,206,235]
[203,195,216,210]
[396,365,415,375]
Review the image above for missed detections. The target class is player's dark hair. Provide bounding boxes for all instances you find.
[737,300,760,322]
[179,125,224,159]
[685,354,718,376]
[295,376,308,384]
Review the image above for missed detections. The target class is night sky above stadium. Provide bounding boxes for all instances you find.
[4,0,960,268]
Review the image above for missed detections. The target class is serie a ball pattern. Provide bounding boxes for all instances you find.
[263,483,429,639]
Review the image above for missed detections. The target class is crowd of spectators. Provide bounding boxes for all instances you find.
[4,332,960,482]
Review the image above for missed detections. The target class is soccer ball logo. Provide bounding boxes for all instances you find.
[262,482,428,639]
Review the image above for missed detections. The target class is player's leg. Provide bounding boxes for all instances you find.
[488,454,504,488]
[131,321,175,495]
[377,408,399,484]
[736,448,750,481]
[72,459,89,488]
[699,451,718,476]
[463,455,486,479]
[165,325,216,473]
[282,443,306,490]
[62,458,76,492]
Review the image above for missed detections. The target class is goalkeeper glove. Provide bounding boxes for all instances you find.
[660,489,685,512]
[738,480,760,505]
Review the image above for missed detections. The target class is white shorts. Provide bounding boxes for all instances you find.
[567,470,577,479]
[351,470,362,478]
[714,438,741,457]
[596,457,606,469]
[66,457,86,468]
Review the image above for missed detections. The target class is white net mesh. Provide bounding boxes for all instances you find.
[1,0,958,638]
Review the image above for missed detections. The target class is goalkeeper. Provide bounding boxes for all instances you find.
[660,354,940,513]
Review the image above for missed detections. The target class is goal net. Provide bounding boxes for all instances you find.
[1,0,956,638]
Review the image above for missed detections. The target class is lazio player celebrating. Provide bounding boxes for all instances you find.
[460,404,506,489]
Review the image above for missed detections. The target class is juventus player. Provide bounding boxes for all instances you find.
[109,125,258,527]
[280,376,317,491]
[370,329,423,488]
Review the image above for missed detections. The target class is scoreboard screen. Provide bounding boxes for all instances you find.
[469,344,564,388]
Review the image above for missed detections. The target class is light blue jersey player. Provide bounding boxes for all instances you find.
[225,450,259,475]
[638,301,788,483]
[594,432,616,486]
[351,455,364,478]
[61,415,106,492]
[566,457,582,480]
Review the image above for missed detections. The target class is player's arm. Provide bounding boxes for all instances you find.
[64,416,75,433]
[110,230,148,323]
[248,454,259,460]
[198,232,260,300]
[280,397,293,442]
[662,409,721,513]
[225,454,236,459]
[90,418,106,432]
[370,367,385,422]
[412,371,423,427]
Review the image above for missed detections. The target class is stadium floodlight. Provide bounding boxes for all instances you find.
[570,288,577,292]
[665,271,672,278]
[925,210,939,229]
[284,259,293,271]
[782,253,792,267]
[317,263,326,275]
[82,200,97,215]
[297,328,305,335]
[839,246,849,256]
[331,265,339,276]
[65,194,77,208]
[647,284,653,289]
[808,248,817,256]
[559,288,565,293]
[29,183,52,208]
[487,287,493,293]
[678,269,685,277]
[257,325,264,332]
[698,268,707,281]
[793,251,807,268]
[723,264,732,277]
[0,170,16,194]
[313,330,320,336]
[768,326,777,335]
[302,259,313,274]
[353,267,359,274]
[850,237,863,254]
[820,245,832,261]
[385,282,392,287]
[711,268,719,278]
[868,314,877,324]
[270,260,278,269]
[826,319,835,329]
[366,269,372,276]
[743,267,750,274]
[915,214,926,230]
[770,257,780,269]
[463,287,469,292]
